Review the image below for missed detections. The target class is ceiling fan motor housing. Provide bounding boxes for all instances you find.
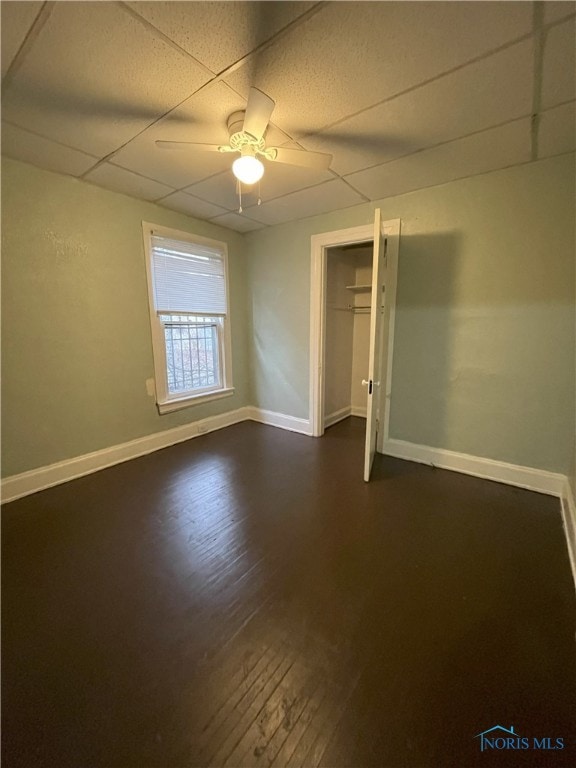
[227,110,267,154]
[227,111,247,136]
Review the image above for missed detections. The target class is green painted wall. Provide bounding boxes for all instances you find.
[1,157,250,477]
[245,155,576,475]
[3,154,574,479]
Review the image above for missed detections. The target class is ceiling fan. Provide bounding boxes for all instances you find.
[155,88,333,196]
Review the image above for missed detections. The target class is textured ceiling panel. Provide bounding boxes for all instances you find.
[541,18,576,109]
[110,81,290,188]
[346,119,532,200]
[543,2,576,24]
[1,121,98,177]
[304,39,533,176]
[1,1,43,76]
[538,101,576,158]
[225,1,533,136]
[209,212,266,232]
[184,170,256,210]
[241,180,365,226]
[2,2,211,157]
[1,1,572,229]
[84,163,175,202]
[184,157,335,209]
[256,160,334,199]
[158,191,229,219]
[127,1,314,74]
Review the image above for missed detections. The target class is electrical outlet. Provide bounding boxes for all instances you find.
[145,378,156,397]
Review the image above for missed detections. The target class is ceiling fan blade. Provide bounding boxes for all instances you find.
[243,88,275,142]
[268,146,332,170]
[155,141,227,152]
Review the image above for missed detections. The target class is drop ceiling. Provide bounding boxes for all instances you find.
[2,1,574,232]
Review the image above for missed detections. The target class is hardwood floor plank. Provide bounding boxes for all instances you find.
[250,663,323,767]
[2,418,574,768]
[207,654,295,767]
[225,659,319,767]
[268,682,329,768]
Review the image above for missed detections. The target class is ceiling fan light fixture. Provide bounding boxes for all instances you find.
[232,148,264,185]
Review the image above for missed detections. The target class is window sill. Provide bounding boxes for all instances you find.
[157,387,235,414]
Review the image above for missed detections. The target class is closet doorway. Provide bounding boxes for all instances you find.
[324,241,373,427]
[309,215,400,481]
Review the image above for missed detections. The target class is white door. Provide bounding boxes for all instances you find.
[363,209,388,482]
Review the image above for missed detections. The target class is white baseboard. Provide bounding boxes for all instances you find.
[324,405,365,428]
[1,405,568,540]
[382,438,566,496]
[1,407,251,504]
[1,405,315,504]
[246,406,312,436]
[324,406,351,428]
[560,479,576,591]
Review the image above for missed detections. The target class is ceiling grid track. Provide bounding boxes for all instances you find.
[1,1,53,89]
[2,1,574,230]
[340,113,535,179]
[530,2,546,161]
[117,1,214,78]
[79,1,328,182]
[302,29,536,142]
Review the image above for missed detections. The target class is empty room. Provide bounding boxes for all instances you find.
[1,1,575,767]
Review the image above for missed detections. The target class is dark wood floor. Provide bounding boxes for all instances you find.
[2,417,575,768]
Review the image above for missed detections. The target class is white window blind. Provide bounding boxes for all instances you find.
[151,234,227,315]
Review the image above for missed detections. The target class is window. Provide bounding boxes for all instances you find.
[143,223,233,413]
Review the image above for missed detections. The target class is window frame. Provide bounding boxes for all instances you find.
[142,222,234,414]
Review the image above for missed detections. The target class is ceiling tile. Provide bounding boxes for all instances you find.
[241,180,365,226]
[225,1,533,136]
[541,18,576,109]
[127,1,314,74]
[1,2,564,228]
[1,121,98,176]
[209,212,266,233]
[184,170,258,211]
[538,101,576,158]
[184,155,335,209]
[111,81,290,188]
[1,1,43,77]
[1,2,212,157]
[304,39,533,176]
[84,163,175,201]
[543,2,576,24]
[255,160,334,199]
[158,191,229,219]
[346,119,532,200]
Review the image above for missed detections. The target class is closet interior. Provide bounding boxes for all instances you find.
[324,242,373,428]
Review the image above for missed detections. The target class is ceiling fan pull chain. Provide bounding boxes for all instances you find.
[237,180,242,213]
[258,179,262,206]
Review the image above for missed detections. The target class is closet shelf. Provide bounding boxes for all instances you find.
[345,284,372,292]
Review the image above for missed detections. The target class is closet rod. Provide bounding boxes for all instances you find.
[329,305,372,313]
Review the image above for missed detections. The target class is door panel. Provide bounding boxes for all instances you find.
[363,209,387,482]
